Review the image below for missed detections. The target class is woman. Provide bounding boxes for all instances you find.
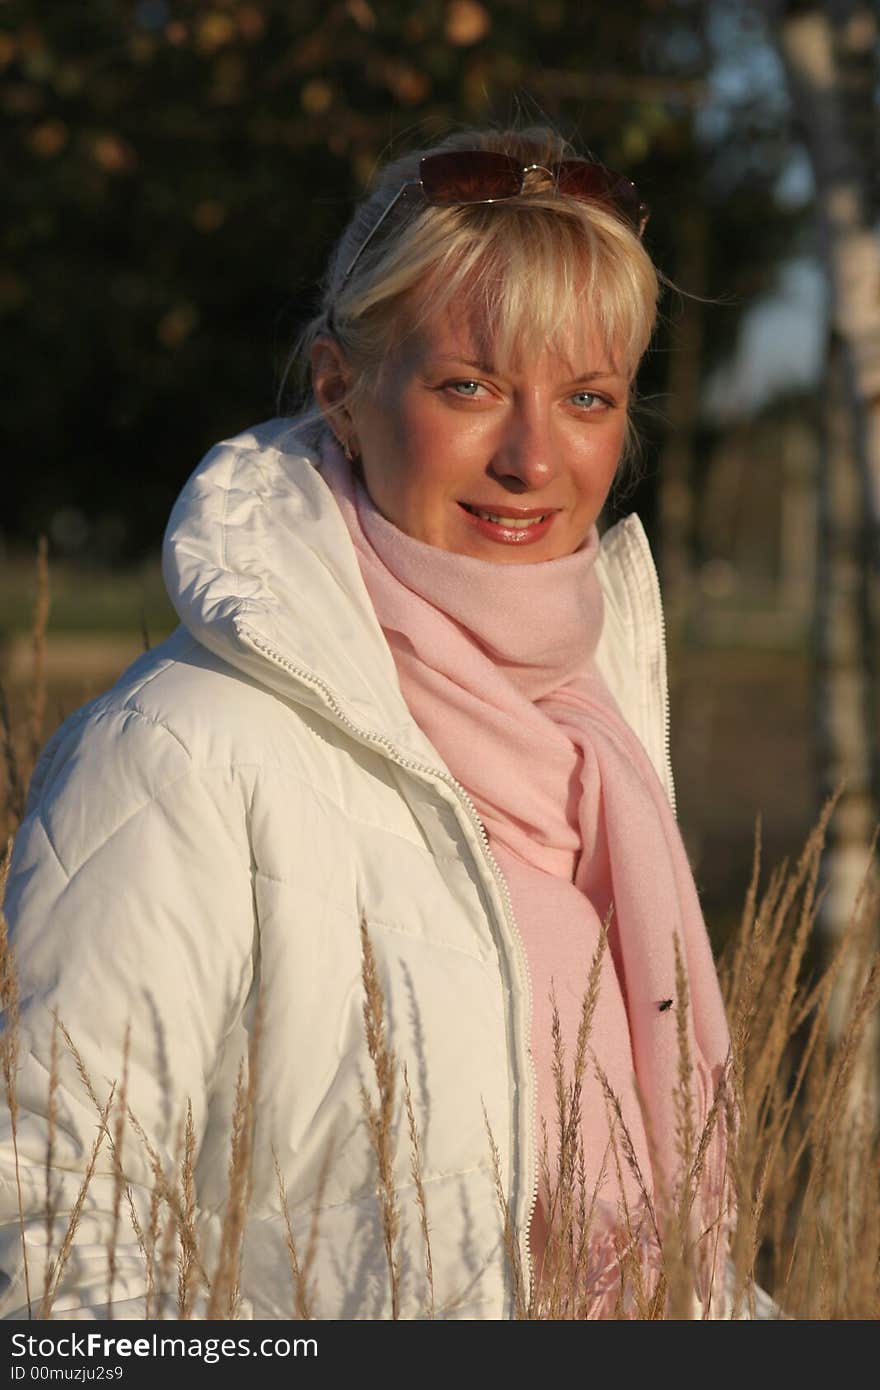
[1,125,733,1320]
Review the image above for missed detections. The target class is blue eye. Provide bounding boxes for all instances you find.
[572,391,602,409]
[450,381,481,396]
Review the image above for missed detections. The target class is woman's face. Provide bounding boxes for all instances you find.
[315,297,630,563]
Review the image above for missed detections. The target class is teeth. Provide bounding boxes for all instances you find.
[467,506,547,528]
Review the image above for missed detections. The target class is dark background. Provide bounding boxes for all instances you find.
[2,0,805,557]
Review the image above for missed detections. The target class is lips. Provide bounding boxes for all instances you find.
[464,505,544,525]
[460,502,554,527]
[458,501,558,546]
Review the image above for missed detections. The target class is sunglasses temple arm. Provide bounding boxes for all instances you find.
[339,182,420,287]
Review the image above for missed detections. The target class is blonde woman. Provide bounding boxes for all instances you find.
[2,126,734,1319]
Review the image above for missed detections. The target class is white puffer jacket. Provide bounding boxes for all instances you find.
[1,418,676,1321]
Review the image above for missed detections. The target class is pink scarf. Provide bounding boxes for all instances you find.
[319,439,731,1292]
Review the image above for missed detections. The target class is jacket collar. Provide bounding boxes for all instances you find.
[163,417,446,762]
[163,417,667,787]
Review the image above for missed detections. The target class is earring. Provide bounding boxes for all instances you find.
[342,438,360,466]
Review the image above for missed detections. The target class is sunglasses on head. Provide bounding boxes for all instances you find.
[338,149,650,288]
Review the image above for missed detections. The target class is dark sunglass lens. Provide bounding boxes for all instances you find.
[556,161,643,229]
[420,151,523,204]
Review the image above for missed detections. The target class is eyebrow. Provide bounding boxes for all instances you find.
[432,355,626,383]
[432,355,497,374]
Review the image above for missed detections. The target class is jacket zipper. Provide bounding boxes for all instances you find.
[619,516,677,818]
[653,574,676,819]
[239,623,539,1314]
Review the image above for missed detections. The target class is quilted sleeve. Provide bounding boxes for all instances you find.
[0,703,257,1319]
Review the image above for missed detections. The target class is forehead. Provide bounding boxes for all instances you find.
[397,289,625,380]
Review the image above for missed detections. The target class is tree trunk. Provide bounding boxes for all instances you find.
[768,0,880,560]
[765,2,879,1091]
[815,337,877,955]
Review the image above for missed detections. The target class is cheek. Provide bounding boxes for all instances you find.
[575,428,626,498]
[358,403,459,519]
[603,430,627,480]
[393,409,481,490]
[373,397,440,470]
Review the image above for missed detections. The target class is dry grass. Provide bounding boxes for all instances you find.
[358,913,402,1319]
[206,991,263,1319]
[273,1148,312,1318]
[0,896,29,1319]
[720,802,880,1318]
[403,1063,435,1318]
[36,1083,115,1321]
[0,547,878,1320]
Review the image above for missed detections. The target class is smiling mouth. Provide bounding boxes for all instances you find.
[460,503,551,528]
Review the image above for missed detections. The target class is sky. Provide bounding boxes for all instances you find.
[699,2,828,419]
[703,255,827,421]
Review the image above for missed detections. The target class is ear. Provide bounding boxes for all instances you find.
[311,335,353,437]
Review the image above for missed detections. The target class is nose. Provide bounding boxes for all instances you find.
[488,402,560,492]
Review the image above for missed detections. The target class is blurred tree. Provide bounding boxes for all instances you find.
[762,0,879,958]
[768,0,878,541]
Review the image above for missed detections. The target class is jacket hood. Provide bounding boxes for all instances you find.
[163,417,444,763]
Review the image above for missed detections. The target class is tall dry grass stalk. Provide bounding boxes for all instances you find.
[484,1099,529,1318]
[43,1014,60,1301]
[403,1063,435,1317]
[273,1148,312,1318]
[177,1102,198,1318]
[27,536,50,774]
[106,1026,131,1318]
[206,995,262,1318]
[37,1084,116,1320]
[528,919,616,1319]
[358,913,402,1318]
[0,901,30,1318]
[0,689,25,836]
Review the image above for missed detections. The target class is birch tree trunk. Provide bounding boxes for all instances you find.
[768,0,880,560]
[765,1,878,1084]
[815,337,877,965]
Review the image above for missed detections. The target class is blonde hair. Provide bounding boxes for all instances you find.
[287,126,660,449]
